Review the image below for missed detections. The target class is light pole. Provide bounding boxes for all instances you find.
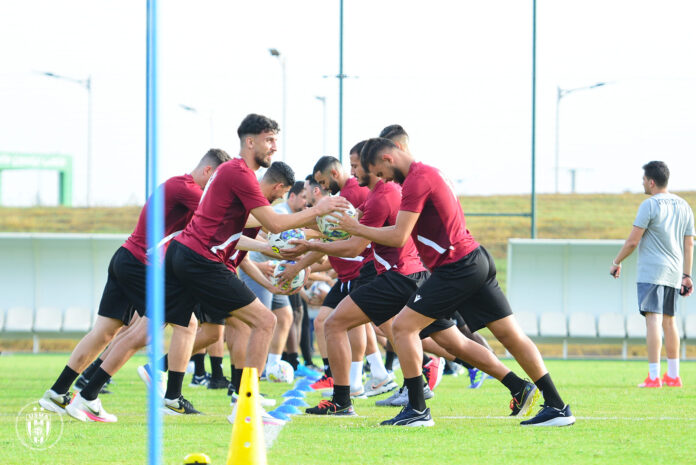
[315,96,327,154]
[554,81,606,193]
[41,71,92,206]
[178,104,214,146]
[269,48,287,161]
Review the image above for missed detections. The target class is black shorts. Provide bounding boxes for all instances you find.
[351,270,453,337]
[97,247,146,324]
[195,303,226,326]
[322,260,377,309]
[165,241,257,327]
[407,246,512,332]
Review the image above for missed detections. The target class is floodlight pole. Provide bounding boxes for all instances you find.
[531,0,537,239]
[269,48,287,161]
[338,0,344,163]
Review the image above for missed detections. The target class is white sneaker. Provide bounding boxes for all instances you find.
[137,365,166,397]
[66,393,117,422]
[186,361,195,374]
[364,373,399,397]
[39,389,72,414]
[227,403,286,426]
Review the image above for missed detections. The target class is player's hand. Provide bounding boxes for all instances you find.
[276,261,302,287]
[259,261,275,278]
[279,239,311,259]
[335,212,360,235]
[314,195,350,216]
[681,275,693,296]
[610,264,621,278]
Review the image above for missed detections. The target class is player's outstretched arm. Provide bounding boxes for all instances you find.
[235,235,280,259]
[336,209,419,248]
[290,236,370,259]
[251,195,349,234]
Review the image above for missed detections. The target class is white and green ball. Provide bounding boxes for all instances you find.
[268,228,306,254]
[316,201,357,241]
[271,260,305,292]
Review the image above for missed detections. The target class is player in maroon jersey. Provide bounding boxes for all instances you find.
[337,137,575,427]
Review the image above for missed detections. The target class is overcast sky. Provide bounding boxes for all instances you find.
[1,0,695,206]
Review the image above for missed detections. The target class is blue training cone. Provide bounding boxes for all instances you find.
[283,398,309,408]
[267,409,291,421]
[282,389,306,398]
[275,404,302,415]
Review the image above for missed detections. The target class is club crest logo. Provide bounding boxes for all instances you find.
[16,402,63,450]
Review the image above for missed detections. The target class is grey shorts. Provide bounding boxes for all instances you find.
[637,283,678,317]
[238,268,290,310]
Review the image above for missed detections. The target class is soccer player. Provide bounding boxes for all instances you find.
[39,149,231,420]
[338,137,576,427]
[610,161,693,387]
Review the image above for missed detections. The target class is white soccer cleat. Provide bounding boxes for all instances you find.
[66,393,117,423]
[137,365,166,397]
[39,389,72,414]
[364,373,399,397]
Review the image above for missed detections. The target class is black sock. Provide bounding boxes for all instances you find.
[333,385,351,406]
[454,358,474,370]
[80,368,111,401]
[232,368,244,394]
[229,364,235,388]
[159,354,169,372]
[281,352,289,362]
[81,358,103,379]
[210,356,223,379]
[287,352,299,370]
[191,353,206,376]
[322,358,332,378]
[535,373,564,409]
[385,351,396,371]
[404,376,426,411]
[422,354,431,368]
[51,366,80,394]
[501,371,527,396]
[165,371,184,400]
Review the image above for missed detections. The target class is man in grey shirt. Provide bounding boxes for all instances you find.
[611,161,694,388]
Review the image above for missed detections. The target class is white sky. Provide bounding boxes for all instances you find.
[1,0,695,206]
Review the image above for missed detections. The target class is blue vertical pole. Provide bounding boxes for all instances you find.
[530,0,537,239]
[146,1,164,464]
[338,0,344,163]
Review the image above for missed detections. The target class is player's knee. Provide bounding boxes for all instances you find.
[324,313,343,335]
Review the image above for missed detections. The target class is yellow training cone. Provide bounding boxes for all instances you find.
[226,367,266,465]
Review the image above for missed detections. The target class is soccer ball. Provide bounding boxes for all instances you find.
[317,200,357,241]
[268,228,305,253]
[267,360,294,383]
[308,281,331,300]
[271,261,305,292]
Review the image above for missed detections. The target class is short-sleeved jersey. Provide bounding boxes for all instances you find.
[176,158,270,263]
[399,162,479,270]
[328,177,373,282]
[226,227,263,273]
[359,180,426,276]
[123,174,202,265]
[634,192,695,288]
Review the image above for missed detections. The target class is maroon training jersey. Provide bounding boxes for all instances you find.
[176,158,270,263]
[123,174,202,264]
[328,177,373,282]
[359,181,426,276]
[226,227,263,272]
[399,162,479,270]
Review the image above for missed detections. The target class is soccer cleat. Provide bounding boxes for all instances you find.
[230,391,277,407]
[380,403,434,427]
[39,389,73,414]
[189,373,210,387]
[306,399,357,416]
[295,364,320,379]
[376,385,434,407]
[137,365,166,396]
[207,376,230,390]
[509,381,540,417]
[185,360,195,374]
[66,393,117,422]
[443,360,465,376]
[364,373,399,397]
[520,404,576,427]
[309,374,334,391]
[422,357,445,391]
[661,373,683,387]
[162,396,201,415]
[638,375,662,388]
[468,368,486,389]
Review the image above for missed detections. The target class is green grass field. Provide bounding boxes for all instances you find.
[2,354,694,465]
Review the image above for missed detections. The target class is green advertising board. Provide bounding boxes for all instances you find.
[0,152,73,206]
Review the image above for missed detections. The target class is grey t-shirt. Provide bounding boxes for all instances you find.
[634,193,695,288]
[248,202,292,263]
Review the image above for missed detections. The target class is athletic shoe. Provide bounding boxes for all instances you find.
[422,357,445,391]
[638,375,662,388]
[375,387,406,406]
[364,373,399,397]
[662,373,683,387]
[520,404,576,427]
[207,376,230,390]
[185,360,195,374]
[509,381,539,417]
[227,404,286,426]
[309,374,334,390]
[376,385,434,407]
[380,404,434,427]
[443,360,465,376]
[74,375,112,394]
[230,392,277,407]
[189,373,210,387]
[321,386,368,398]
[39,389,73,414]
[162,396,201,415]
[304,363,323,373]
[468,368,486,389]
[136,365,166,396]
[306,399,357,416]
[66,393,117,422]
[295,364,320,379]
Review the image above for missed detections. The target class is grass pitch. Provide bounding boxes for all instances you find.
[1,354,694,465]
